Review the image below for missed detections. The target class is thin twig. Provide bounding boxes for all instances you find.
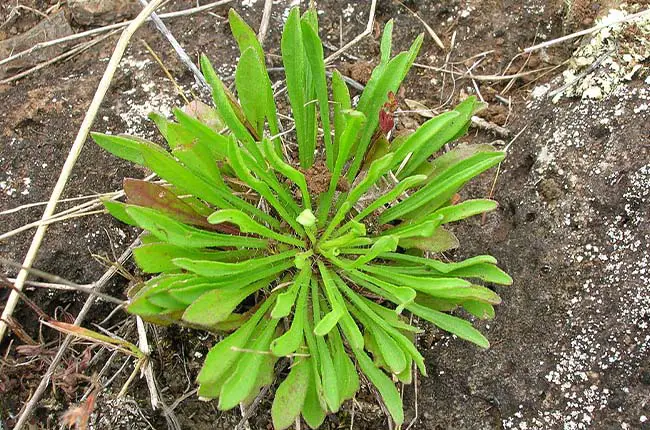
[257,0,273,46]
[0,30,118,84]
[523,8,650,53]
[0,0,235,68]
[395,0,445,50]
[136,316,160,409]
[137,0,210,94]
[324,0,377,64]
[414,62,555,81]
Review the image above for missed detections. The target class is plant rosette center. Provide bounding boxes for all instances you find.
[92,6,512,430]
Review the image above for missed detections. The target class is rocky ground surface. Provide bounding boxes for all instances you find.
[0,0,649,429]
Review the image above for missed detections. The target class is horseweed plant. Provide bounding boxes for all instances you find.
[92,7,511,429]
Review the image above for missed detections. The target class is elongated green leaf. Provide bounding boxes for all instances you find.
[272,266,311,319]
[353,307,406,374]
[301,19,333,169]
[447,263,513,285]
[197,297,275,398]
[328,326,359,404]
[347,34,424,180]
[272,357,310,430]
[227,138,304,234]
[262,139,311,210]
[349,236,398,268]
[414,143,499,179]
[271,274,309,356]
[236,48,269,136]
[200,55,256,144]
[302,360,326,428]
[182,278,269,326]
[408,302,489,348]
[379,252,498,273]
[228,8,265,61]
[432,199,498,224]
[218,316,280,410]
[208,209,303,247]
[381,152,505,222]
[125,206,268,249]
[463,300,495,320]
[174,250,297,278]
[318,263,364,350]
[399,225,459,252]
[331,70,351,162]
[354,348,404,425]
[390,111,460,170]
[134,243,254,273]
[123,179,212,228]
[282,8,311,168]
[312,299,340,412]
[336,276,425,374]
[173,108,228,159]
[318,110,366,228]
[91,132,167,165]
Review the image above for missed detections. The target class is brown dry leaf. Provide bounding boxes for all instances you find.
[404,99,437,118]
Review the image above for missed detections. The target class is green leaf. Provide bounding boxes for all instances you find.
[123,179,212,228]
[133,243,254,273]
[401,96,482,177]
[329,327,359,404]
[414,143,499,179]
[463,300,495,320]
[182,278,270,326]
[336,276,425,374]
[271,273,310,356]
[301,360,326,428]
[318,263,364,350]
[228,8,265,62]
[353,348,404,426]
[173,107,228,159]
[408,302,489,348]
[331,70,351,162]
[125,206,268,249]
[91,132,166,166]
[227,138,303,234]
[390,111,460,170]
[318,109,366,228]
[301,19,333,169]
[218,316,280,410]
[349,236,398,268]
[236,48,270,136]
[200,55,256,144]
[197,297,275,398]
[347,34,424,181]
[380,151,506,222]
[263,139,312,210]
[272,357,310,430]
[174,250,297,278]
[271,266,310,319]
[281,8,311,168]
[208,209,303,247]
[311,282,340,412]
[399,225,459,252]
[432,199,498,224]
[447,263,513,285]
[354,308,406,374]
[379,20,394,65]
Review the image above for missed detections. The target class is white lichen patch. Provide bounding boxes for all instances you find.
[504,83,650,429]
[114,55,179,137]
[553,5,650,102]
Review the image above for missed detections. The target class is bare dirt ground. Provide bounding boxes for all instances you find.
[1,0,649,429]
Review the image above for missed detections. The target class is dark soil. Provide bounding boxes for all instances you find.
[1,0,649,429]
